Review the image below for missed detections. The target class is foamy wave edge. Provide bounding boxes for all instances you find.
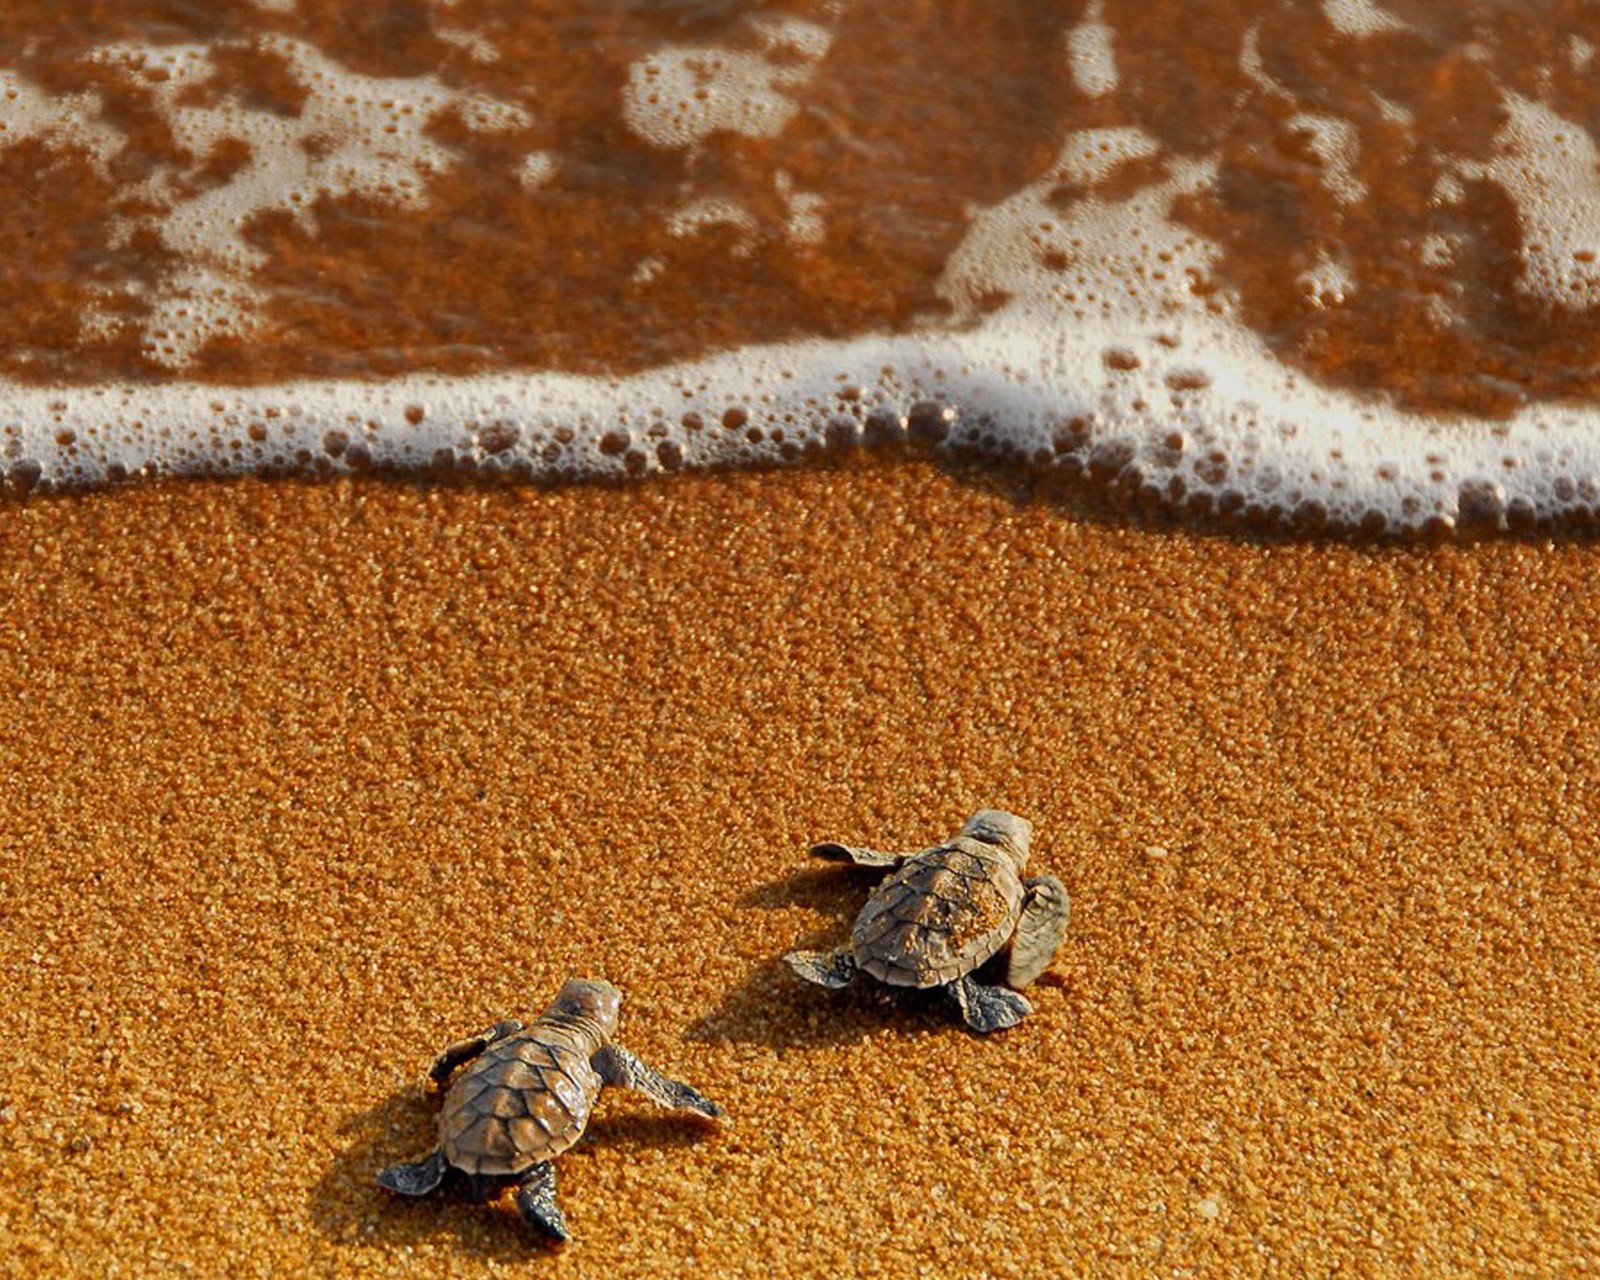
[10,119,1600,537]
[5,319,1597,537]
[8,26,1600,536]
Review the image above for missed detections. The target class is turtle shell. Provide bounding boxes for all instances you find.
[851,838,1024,988]
[439,1027,601,1177]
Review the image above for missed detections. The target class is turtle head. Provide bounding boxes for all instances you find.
[548,978,623,1038]
[960,810,1033,869]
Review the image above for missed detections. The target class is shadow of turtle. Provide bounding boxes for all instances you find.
[737,861,878,916]
[580,1107,714,1154]
[308,1087,543,1261]
[309,1088,718,1258]
[687,954,989,1050]
[687,862,992,1050]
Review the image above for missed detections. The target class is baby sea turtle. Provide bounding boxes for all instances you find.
[376,978,723,1242]
[784,810,1069,1033]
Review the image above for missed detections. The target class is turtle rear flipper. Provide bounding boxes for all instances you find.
[810,842,906,869]
[513,1162,570,1242]
[1007,874,1069,989]
[785,947,857,988]
[950,974,1032,1034]
[376,1147,448,1197]
[594,1044,724,1119]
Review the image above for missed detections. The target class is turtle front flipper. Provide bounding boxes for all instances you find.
[1006,874,1070,989]
[376,1147,448,1197]
[949,974,1033,1034]
[513,1162,570,1242]
[784,947,858,989]
[809,842,908,869]
[594,1045,725,1119]
[423,1019,524,1106]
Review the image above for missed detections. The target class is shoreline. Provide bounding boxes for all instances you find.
[1,461,1595,1277]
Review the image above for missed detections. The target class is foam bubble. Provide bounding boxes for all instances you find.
[1296,250,1355,309]
[4,312,1596,537]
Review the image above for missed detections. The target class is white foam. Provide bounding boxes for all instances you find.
[1239,26,1290,99]
[1287,113,1366,205]
[1066,1,1118,100]
[519,151,557,189]
[1374,94,1414,128]
[435,23,501,63]
[667,198,759,254]
[6,305,1598,535]
[621,17,833,150]
[1321,0,1409,38]
[8,114,1600,535]
[82,38,532,366]
[1054,128,1159,186]
[5,27,1600,536]
[0,69,119,162]
[776,171,827,246]
[1452,94,1600,311]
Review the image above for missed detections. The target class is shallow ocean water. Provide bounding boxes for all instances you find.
[4,0,1600,528]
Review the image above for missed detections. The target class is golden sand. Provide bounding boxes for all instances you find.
[0,463,1595,1277]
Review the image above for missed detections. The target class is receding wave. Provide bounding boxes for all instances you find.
[4,2,1600,533]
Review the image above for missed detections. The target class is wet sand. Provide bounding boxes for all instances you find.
[1,462,1596,1277]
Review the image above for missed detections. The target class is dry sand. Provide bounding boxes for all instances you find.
[0,461,1596,1277]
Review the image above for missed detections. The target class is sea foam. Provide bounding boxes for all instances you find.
[3,7,1600,534]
